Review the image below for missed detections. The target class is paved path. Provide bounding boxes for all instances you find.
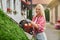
[45,23,60,40]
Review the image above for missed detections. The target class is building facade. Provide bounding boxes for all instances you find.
[48,0,60,24]
[0,0,26,23]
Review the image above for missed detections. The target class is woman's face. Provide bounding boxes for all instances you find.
[36,7,41,15]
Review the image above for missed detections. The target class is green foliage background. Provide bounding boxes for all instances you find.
[45,9,50,22]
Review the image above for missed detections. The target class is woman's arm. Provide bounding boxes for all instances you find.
[31,17,46,31]
[31,21,39,29]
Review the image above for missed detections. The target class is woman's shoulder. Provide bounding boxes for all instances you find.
[32,15,36,18]
[38,15,44,19]
[32,16,36,21]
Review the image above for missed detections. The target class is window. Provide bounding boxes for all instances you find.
[14,0,15,10]
[0,0,3,9]
[7,0,10,8]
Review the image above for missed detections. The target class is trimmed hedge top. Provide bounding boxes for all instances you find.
[0,9,29,40]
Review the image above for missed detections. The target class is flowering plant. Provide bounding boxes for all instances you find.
[7,8,12,13]
[13,10,17,15]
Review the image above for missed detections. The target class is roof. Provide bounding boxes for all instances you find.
[32,0,52,4]
[47,0,60,8]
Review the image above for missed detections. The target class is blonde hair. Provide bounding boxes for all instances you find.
[35,4,45,19]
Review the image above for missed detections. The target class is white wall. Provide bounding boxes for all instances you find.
[32,8,36,16]
[1,0,27,23]
[58,4,60,20]
[52,7,55,24]
[0,0,1,8]
[50,7,55,24]
[2,0,7,12]
[7,0,22,23]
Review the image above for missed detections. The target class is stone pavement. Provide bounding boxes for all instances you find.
[45,23,60,40]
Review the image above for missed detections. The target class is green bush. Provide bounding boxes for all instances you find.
[45,9,50,22]
[27,9,32,20]
[0,9,29,40]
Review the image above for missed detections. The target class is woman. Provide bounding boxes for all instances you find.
[30,4,47,40]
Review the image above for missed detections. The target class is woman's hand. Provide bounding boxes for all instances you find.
[30,21,39,29]
[26,19,39,29]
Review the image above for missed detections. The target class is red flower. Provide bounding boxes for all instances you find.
[7,8,12,13]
